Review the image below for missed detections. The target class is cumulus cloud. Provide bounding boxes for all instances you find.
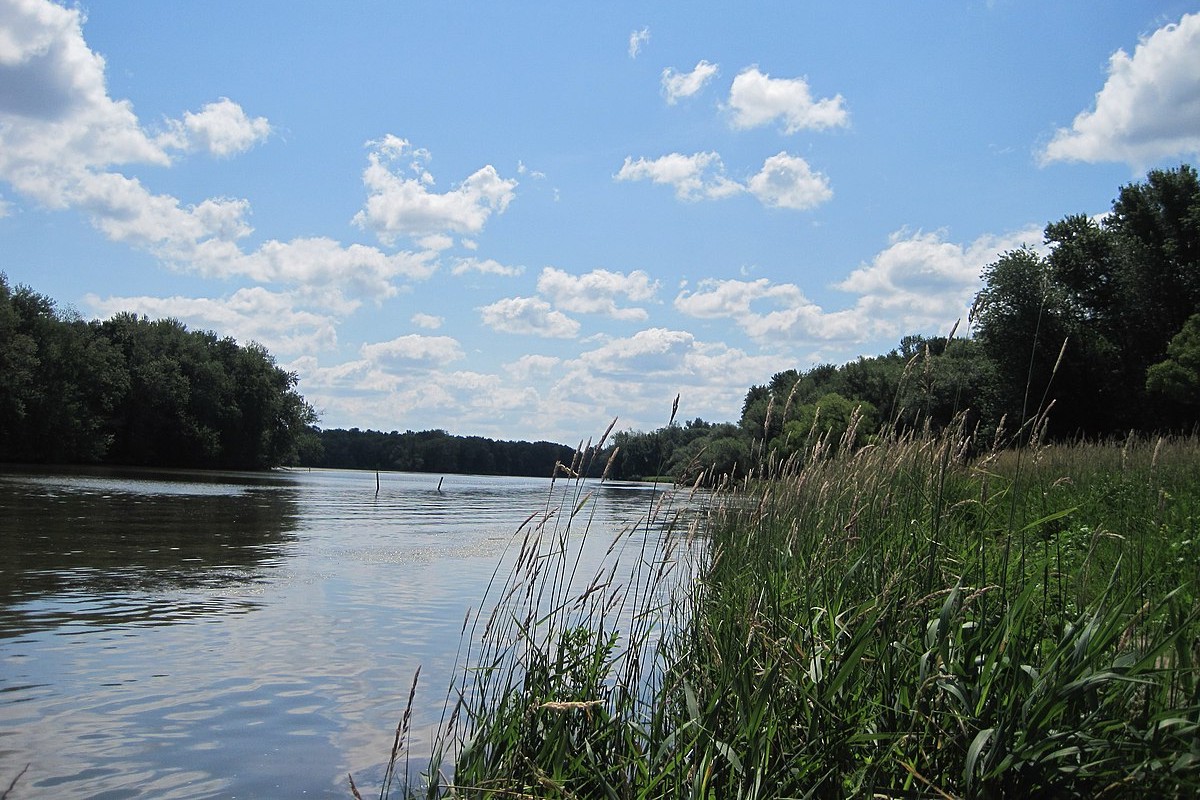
[417,233,454,251]
[158,97,271,157]
[1041,12,1200,167]
[83,286,340,355]
[675,277,805,319]
[451,257,524,277]
[662,60,719,104]
[516,160,546,179]
[536,267,659,321]
[354,135,518,244]
[616,151,833,211]
[615,151,743,201]
[0,0,438,305]
[727,67,849,133]
[675,225,1042,348]
[674,277,863,343]
[836,226,1043,331]
[479,296,580,338]
[192,236,439,299]
[360,334,465,370]
[0,0,166,163]
[746,152,832,210]
[296,353,542,437]
[410,312,444,330]
[504,354,560,380]
[628,26,650,59]
[580,328,696,375]
[544,330,789,434]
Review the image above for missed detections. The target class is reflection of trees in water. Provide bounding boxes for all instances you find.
[0,467,301,634]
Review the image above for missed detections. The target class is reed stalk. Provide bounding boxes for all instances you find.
[366,424,1200,799]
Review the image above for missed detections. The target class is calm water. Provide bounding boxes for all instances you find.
[0,466,679,798]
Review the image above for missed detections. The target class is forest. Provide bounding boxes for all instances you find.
[2,165,1197,477]
[0,277,319,470]
[306,427,577,478]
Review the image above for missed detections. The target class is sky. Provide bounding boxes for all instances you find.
[2,1,1199,444]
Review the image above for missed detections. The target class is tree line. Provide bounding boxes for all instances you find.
[0,276,319,470]
[608,165,1200,481]
[301,427,576,478]
[4,165,1196,478]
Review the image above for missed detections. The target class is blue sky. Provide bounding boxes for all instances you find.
[2,1,1199,443]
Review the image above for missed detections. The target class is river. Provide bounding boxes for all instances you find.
[0,465,690,798]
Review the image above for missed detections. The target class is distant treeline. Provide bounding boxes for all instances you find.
[300,427,577,478]
[0,275,318,470]
[607,165,1200,483]
[4,166,1197,479]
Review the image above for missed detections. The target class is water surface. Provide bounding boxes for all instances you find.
[0,466,675,798]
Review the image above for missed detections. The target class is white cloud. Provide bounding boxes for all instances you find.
[674,277,863,343]
[479,296,580,338]
[504,354,560,380]
[1041,12,1200,167]
[451,257,524,277]
[836,226,1043,332]
[746,152,832,210]
[727,67,849,133]
[616,150,833,211]
[198,237,440,298]
[417,233,454,252]
[0,1,440,305]
[662,60,719,104]
[580,328,696,375]
[740,300,869,343]
[516,160,546,179]
[674,226,1043,349]
[411,312,444,330]
[536,266,659,320]
[83,287,340,355]
[354,135,518,244]
[674,277,805,319]
[158,97,270,157]
[296,356,542,438]
[360,334,465,370]
[615,151,743,201]
[547,329,789,433]
[0,0,166,165]
[628,27,650,59]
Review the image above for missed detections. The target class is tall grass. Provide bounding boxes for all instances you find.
[367,422,1200,798]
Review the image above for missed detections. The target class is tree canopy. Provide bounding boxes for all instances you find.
[0,275,318,469]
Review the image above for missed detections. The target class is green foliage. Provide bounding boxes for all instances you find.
[768,391,877,460]
[394,431,1200,799]
[304,427,575,477]
[0,275,317,469]
[974,165,1200,436]
[1147,313,1200,423]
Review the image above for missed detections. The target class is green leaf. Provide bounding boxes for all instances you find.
[965,727,995,786]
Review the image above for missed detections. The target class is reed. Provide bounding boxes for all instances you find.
[366,422,1200,798]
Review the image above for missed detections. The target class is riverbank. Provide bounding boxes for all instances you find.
[394,426,1200,798]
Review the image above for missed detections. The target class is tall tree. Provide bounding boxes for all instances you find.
[973,165,1200,435]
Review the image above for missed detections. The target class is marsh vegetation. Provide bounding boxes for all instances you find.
[376,421,1199,798]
